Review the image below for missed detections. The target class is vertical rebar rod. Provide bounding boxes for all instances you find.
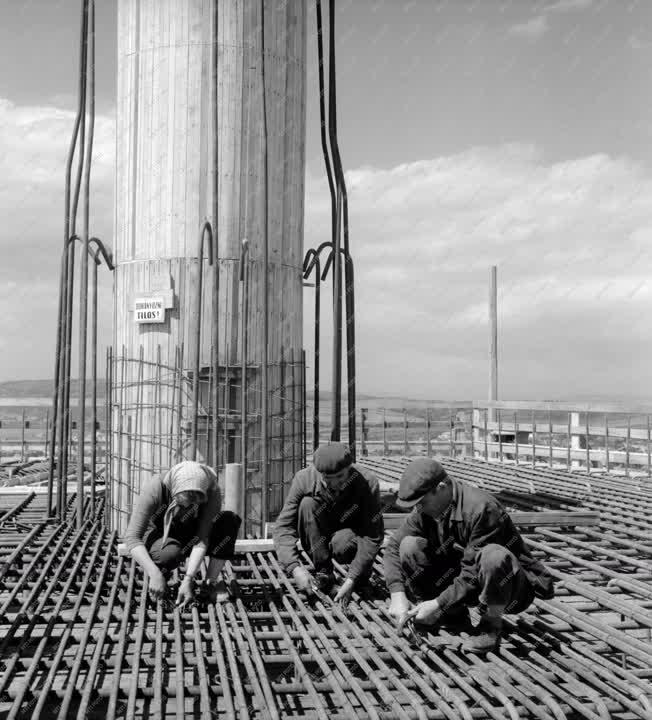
[549,409,553,468]
[77,0,95,530]
[489,265,498,409]
[134,345,145,496]
[312,256,321,451]
[104,346,111,525]
[382,408,387,455]
[403,409,408,455]
[192,222,213,460]
[567,412,572,471]
[116,346,126,531]
[154,344,161,474]
[169,346,179,468]
[176,343,185,461]
[426,408,432,457]
[90,251,99,509]
[211,0,220,478]
[240,239,250,476]
[302,349,307,465]
[647,414,651,478]
[330,190,343,442]
[626,414,631,478]
[20,409,25,463]
[514,411,519,465]
[44,408,49,459]
[484,408,488,460]
[585,412,590,473]
[532,409,536,469]
[54,0,89,520]
[260,0,270,527]
[498,409,503,463]
[605,413,610,474]
[449,408,454,458]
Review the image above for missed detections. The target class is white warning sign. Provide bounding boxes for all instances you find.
[134,297,165,323]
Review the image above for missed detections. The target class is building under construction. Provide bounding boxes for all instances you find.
[0,0,651,718]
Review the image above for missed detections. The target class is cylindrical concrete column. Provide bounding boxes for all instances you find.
[111,0,306,535]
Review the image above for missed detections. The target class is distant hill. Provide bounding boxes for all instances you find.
[0,379,106,399]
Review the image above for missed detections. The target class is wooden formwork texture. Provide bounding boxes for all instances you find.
[0,460,651,719]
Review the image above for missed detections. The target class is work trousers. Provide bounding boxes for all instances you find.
[399,536,534,614]
[297,496,360,575]
[145,510,241,572]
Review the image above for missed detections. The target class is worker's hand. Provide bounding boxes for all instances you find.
[175,577,194,611]
[405,599,442,627]
[148,569,168,602]
[389,591,412,628]
[292,566,313,594]
[333,578,355,605]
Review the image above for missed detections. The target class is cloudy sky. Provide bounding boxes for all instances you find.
[1,0,652,401]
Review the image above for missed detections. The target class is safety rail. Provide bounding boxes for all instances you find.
[473,400,652,478]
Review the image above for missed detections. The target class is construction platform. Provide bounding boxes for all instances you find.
[0,458,651,719]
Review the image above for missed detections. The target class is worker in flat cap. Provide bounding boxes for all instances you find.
[274,442,384,603]
[384,458,554,653]
[123,460,241,608]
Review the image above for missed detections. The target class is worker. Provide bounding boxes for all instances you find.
[274,442,384,604]
[123,460,241,608]
[385,458,554,653]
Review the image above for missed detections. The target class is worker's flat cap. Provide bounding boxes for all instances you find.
[313,443,353,474]
[396,458,449,508]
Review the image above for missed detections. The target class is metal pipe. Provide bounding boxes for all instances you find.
[303,250,321,451]
[77,0,96,530]
[90,246,101,510]
[260,0,270,530]
[211,0,220,478]
[240,238,250,479]
[191,221,213,460]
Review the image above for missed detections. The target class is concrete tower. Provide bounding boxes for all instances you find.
[111,0,306,534]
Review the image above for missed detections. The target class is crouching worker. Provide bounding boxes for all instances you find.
[274,442,384,604]
[123,460,241,608]
[385,458,554,653]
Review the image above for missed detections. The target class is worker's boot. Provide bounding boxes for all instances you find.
[463,611,503,654]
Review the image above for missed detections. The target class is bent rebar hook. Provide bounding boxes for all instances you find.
[191,221,214,460]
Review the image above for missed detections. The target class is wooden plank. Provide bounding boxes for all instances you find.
[481,420,652,442]
[480,440,652,467]
[478,400,652,414]
[260,510,600,543]
[382,511,599,530]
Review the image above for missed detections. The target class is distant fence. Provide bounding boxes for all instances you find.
[7,398,652,480]
[0,410,107,464]
[355,403,473,458]
[472,401,652,478]
[349,400,652,478]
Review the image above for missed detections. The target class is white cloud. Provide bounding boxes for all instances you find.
[545,0,593,12]
[508,15,549,40]
[0,98,114,380]
[304,144,652,399]
[508,0,593,42]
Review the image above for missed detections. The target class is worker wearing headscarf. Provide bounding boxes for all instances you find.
[124,460,241,607]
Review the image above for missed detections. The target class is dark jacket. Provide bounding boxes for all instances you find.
[384,478,554,608]
[274,464,384,583]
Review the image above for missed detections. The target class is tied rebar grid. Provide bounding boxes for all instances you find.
[0,461,651,719]
[109,349,305,535]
